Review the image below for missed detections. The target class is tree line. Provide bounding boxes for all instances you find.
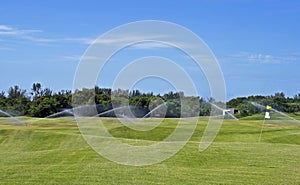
[227,92,300,117]
[0,83,300,118]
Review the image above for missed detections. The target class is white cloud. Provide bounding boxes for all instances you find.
[21,36,56,43]
[0,47,15,51]
[0,24,55,45]
[225,52,300,64]
[0,25,200,51]
[63,35,191,48]
[63,37,95,45]
[92,34,170,45]
[0,25,13,31]
[58,55,101,62]
[0,25,198,51]
[61,55,80,61]
[0,25,95,45]
[0,25,41,36]
[88,34,201,52]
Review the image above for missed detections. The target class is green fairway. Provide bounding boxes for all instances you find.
[1,117,300,184]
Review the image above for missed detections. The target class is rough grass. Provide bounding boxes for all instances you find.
[0,117,300,184]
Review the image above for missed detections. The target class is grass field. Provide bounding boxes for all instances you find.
[1,116,300,184]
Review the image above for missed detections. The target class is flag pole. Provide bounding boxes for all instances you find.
[259,105,271,143]
[258,117,266,143]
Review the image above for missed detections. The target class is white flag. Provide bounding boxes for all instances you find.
[264,112,270,119]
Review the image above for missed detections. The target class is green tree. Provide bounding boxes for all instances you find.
[28,96,58,117]
[31,83,42,99]
[5,85,29,116]
[8,85,26,99]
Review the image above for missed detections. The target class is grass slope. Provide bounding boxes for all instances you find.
[0,117,300,184]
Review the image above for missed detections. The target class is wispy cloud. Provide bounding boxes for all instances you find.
[0,47,15,51]
[94,34,166,44]
[0,25,13,31]
[0,24,56,44]
[22,36,56,43]
[0,25,41,36]
[224,52,300,64]
[0,24,96,46]
[0,25,199,51]
[0,25,200,51]
[63,37,95,45]
[58,55,101,62]
[60,55,81,61]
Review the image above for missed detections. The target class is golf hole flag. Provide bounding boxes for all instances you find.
[265,105,272,119]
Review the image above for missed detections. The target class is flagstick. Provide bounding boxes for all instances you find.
[258,117,266,143]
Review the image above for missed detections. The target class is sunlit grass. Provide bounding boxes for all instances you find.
[0,117,300,184]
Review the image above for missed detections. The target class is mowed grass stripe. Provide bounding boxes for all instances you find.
[0,117,300,184]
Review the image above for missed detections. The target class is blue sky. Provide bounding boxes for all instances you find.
[0,0,300,99]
